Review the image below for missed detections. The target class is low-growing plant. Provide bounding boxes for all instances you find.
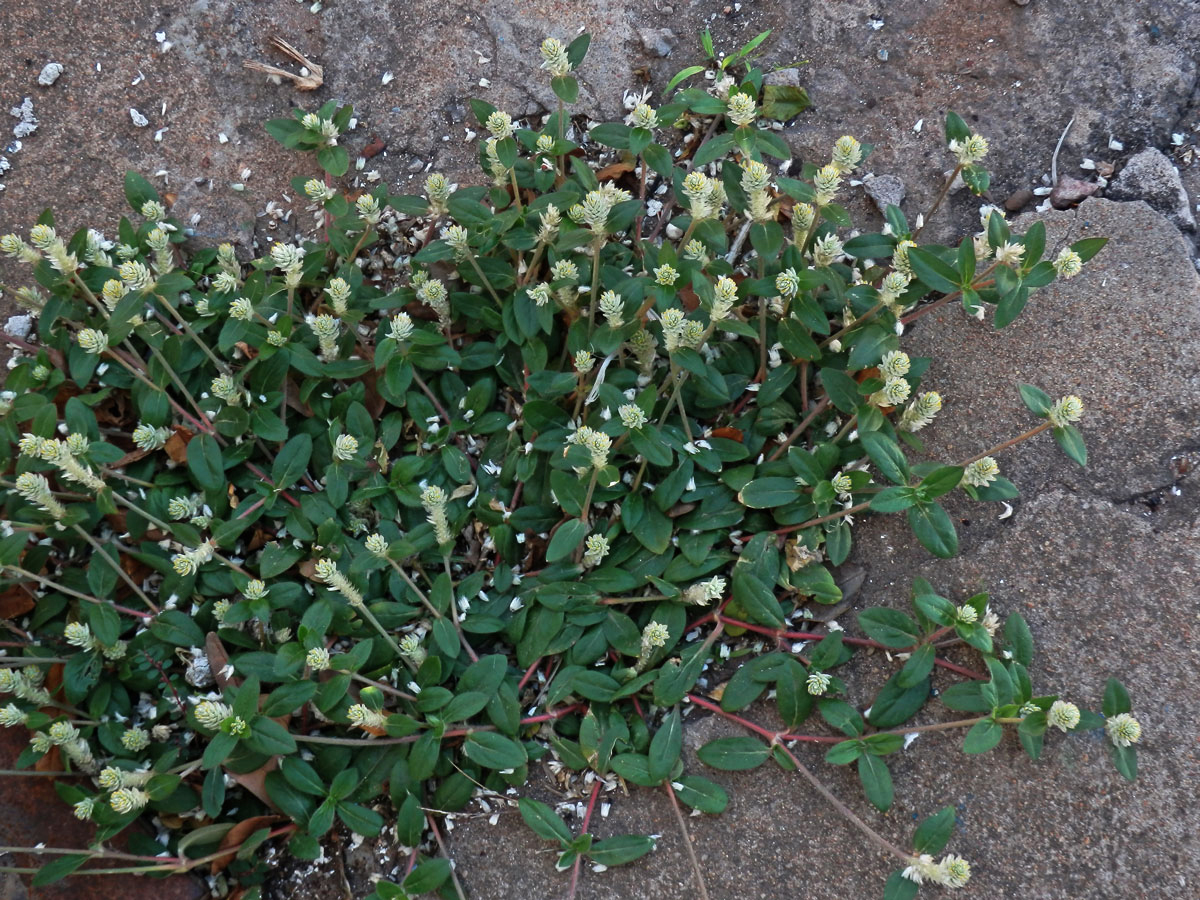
[0,31,1140,899]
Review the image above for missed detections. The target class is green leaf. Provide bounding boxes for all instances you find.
[963,717,1003,754]
[692,132,737,167]
[908,247,961,293]
[859,432,911,485]
[939,682,991,713]
[1109,742,1138,782]
[1053,424,1087,466]
[648,709,682,782]
[819,699,864,737]
[917,465,965,501]
[1102,678,1132,717]
[261,681,318,717]
[731,570,785,628]
[824,739,864,765]
[671,776,728,814]
[203,765,226,818]
[124,170,161,212]
[1070,236,1108,262]
[271,433,313,491]
[519,797,573,845]
[856,608,920,649]
[665,64,707,96]
[439,690,491,722]
[867,672,930,729]
[961,164,990,195]
[589,123,631,149]
[551,75,579,104]
[150,609,206,647]
[280,757,328,797]
[821,368,862,414]
[244,717,297,756]
[187,433,224,491]
[31,854,90,887]
[587,834,657,867]
[857,753,894,811]
[871,486,919,513]
[1004,612,1034,667]
[697,737,770,771]
[906,502,959,558]
[1018,383,1052,416]
[317,145,349,177]
[944,111,971,143]
[403,858,452,894]
[884,871,920,900]
[546,518,588,563]
[912,806,957,854]
[739,477,801,509]
[898,643,936,688]
[566,32,591,68]
[338,801,384,837]
[463,731,528,771]
[761,84,811,120]
[843,233,896,260]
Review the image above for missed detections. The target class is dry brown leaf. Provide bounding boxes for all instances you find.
[211,814,284,874]
[0,584,35,619]
[206,632,235,689]
[595,160,635,181]
[164,426,195,464]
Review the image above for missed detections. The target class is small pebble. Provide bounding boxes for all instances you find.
[37,63,64,86]
[1004,188,1034,211]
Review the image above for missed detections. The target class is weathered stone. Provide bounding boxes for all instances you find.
[764,67,804,88]
[862,173,906,215]
[638,26,678,58]
[1105,147,1196,230]
[1049,174,1100,209]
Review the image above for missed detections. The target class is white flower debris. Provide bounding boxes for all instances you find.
[130,108,150,128]
[381,71,394,85]
[10,97,38,139]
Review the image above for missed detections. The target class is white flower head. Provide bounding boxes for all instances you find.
[1105,713,1141,748]
[387,312,414,341]
[333,434,359,461]
[619,404,647,429]
[1049,395,1084,428]
[1053,248,1083,278]
[726,92,757,126]
[949,133,989,165]
[1047,700,1081,732]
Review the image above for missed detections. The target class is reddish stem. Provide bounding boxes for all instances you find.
[717,615,986,680]
[566,780,602,900]
[518,658,542,690]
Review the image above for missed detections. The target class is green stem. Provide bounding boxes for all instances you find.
[960,421,1052,466]
[153,294,231,375]
[766,398,831,462]
[69,524,159,613]
[2,565,151,619]
[586,235,604,338]
[352,601,407,661]
[466,254,502,304]
[110,492,251,577]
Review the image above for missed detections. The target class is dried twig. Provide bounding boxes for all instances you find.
[243,37,324,91]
